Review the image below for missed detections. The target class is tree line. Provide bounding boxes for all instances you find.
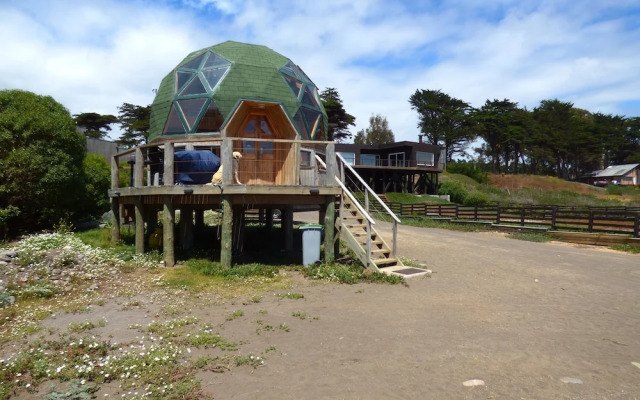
[409,89,640,180]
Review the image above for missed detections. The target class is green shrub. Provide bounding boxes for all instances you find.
[438,181,468,204]
[81,154,111,219]
[447,162,489,184]
[606,184,640,196]
[463,192,489,206]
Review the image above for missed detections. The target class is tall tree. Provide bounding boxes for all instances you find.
[359,114,395,145]
[319,88,356,142]
[409,89,473,161]
[117,103,151,148]
[0,90,86,235]
[73,112,118,139]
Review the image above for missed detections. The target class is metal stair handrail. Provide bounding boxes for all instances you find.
[335,153,401,224]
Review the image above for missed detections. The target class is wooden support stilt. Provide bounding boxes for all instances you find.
[220,196,233,269]
[283,205,294,255]
[266,208,274,230]
[135,197,145,254]
[111,197,120,244]
[147,206,158,234]
[194,210,204,231]
[179,207,194,250]
[163,196,175,267]
[324,198,335,263]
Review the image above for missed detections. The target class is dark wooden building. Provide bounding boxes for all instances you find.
[335,141,444,194]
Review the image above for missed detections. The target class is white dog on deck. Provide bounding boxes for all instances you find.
[210,151,242,185]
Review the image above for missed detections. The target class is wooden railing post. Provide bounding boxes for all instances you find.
[134,147,144,188]
[496,204,501,224]
[221,138,232,185]
[325,142,337,187]
[164,142,174,186]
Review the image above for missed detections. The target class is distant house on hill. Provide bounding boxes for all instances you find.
[86,137,120,162]
[584,163,640,186]
[335,141,445,194]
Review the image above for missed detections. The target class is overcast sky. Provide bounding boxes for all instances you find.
[1,0,639,145]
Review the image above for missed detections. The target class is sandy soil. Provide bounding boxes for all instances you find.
[7,218,640,399]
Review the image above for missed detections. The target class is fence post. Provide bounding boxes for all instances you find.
[455,204,459,219]
[634,213,639,238]
[438,205,442,216]
[551,206,557,230]
[496,204,501,224]
[520,206,525,226]
[474,205,478,221]
[588,211,594,232]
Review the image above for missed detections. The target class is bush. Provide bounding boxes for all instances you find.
[438,181,468,204]
[82,154,111,218]
[447,162,489,184]
[463,192,489,206]
[0,90,86,235]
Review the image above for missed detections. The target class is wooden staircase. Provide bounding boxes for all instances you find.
[338,195,405,273]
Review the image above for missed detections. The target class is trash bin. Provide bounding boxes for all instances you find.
[299,224,323,266]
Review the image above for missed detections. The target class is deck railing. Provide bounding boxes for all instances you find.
[110,137,336,189]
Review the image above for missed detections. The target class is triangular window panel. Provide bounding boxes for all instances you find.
[293,110,308,139]
[179,76,207,96]
[196,101,224,133]
[243,117,257,134]
[302,108,321,137]
[177,98,207,131]
[201,67,228,91]
[259,119,272,136]
[176,71,194,93]
[297,66,313,84]
[163,103,186,135]
[181,53,206,70]
[280,61,300,79]
[203,52,231,69]
[282,74,302,98]
[302,86,319,108]
[315,119,326,141]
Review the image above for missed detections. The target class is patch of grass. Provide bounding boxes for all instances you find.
[278,323,290,332]
[226,309,244,321]
[68,318,106,333]
[188,330,238,350]
[508,232,554,242]
[292,311,307,320]
[145,316,199,337]
[303,263,405,285]
[75,227,134,252]
[276,292,304,299]
[610,244,640,254]
[235,354,264,368]
[43,379,98,400]
[20,283,57,299]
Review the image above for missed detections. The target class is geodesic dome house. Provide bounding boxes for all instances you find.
[149,41,328,143]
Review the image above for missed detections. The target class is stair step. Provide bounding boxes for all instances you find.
[373,258,398,266]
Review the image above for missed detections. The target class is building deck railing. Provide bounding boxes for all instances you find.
[110,137,337,191]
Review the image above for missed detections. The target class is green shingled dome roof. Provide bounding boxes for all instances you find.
[148,41,328,143]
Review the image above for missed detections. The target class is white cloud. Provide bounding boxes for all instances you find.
[1,0,639,143]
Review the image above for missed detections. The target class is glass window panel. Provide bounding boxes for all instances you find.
[416,151,434,166]
[201,67,228,91]
[301,86,319,108]
[302,108,320,136]
[280,61,299,78]
[203,52,231,69]
[293,110,308,139]
[243,141,255,154]
[300,150,311,167]
[281,74,302,97]
[196,101,224,133]
[176,71,194,93]
[297,66,313,83]
[360,154,379,166]
[177,98,207,131]
[315,119,326,141]
[181,53,205,70]
[339,152,355,165]
[259,119,272,135]
[179,76,207,96]
[244,118,256,134]
[163,104,186,135]
[260,141,273,155]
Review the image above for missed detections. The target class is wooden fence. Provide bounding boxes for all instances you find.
[387,203,640,237]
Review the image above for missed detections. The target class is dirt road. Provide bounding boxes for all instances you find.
[210,219,640,399]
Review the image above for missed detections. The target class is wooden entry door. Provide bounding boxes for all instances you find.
[237,114,275,184]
